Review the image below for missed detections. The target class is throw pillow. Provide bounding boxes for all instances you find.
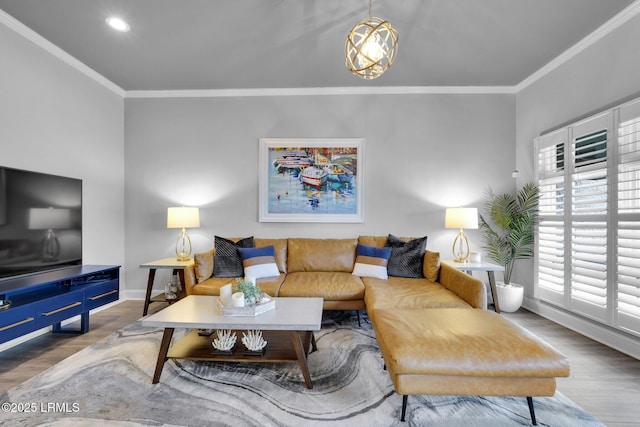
[238,246,280,279]
[423,250,440,282]
[194,248,215,283]
[385,234,428,278]
[352,244,392,280]
[212,236,255,278]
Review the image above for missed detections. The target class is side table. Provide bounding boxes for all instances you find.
[140,258,194,316]
[441,260,505,313]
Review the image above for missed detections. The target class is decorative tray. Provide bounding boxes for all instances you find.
[217,294,275,317]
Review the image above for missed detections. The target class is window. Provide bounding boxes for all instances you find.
[535,98,640,337]
[617,101,640,336]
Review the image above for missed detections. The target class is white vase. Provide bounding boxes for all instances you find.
[496,283,524,313]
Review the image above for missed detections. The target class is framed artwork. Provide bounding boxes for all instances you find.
[259,138,364,223]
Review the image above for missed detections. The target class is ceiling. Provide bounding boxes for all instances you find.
[0,0,636,91]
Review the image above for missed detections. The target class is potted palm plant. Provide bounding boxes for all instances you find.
[479,182,539,312]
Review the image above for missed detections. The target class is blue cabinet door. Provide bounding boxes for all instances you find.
[0,304,36,343]
[84,279,119,311]
[35,291,84,329]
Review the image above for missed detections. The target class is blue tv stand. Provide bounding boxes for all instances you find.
[0,265,120,344]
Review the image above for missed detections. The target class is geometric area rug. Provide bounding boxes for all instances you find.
[1,311,604,427]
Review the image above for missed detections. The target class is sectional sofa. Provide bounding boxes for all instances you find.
[183,235,487,314]
[182,235,569,425]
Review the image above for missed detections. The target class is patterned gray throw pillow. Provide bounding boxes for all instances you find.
[212,236,255,278]
[385,234,427,278]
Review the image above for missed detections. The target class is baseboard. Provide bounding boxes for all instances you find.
[123,289,160,301]
[523,297,640,360]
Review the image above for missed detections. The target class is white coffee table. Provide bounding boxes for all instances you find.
[140,295,323,388]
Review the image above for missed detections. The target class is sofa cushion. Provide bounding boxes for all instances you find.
[363,277,471,313]
[423,250,441,282]
[192,274,285,297]
[255,238,288,273]
[352,244,392,279]
[213,236,254,278]
[385,234,427,278]
[194,248,215,283]
[373,308,570,378]
[287,238,357,273]
[279,271,365,300]
[238,246,280,279]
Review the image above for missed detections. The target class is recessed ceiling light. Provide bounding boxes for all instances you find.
[105,16,130,32]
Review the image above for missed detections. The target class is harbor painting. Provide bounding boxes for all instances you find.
[259,138,364,222]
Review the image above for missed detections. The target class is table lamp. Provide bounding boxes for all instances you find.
[445,207,478,263]
[167,207,200,261]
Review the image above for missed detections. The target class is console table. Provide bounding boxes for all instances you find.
[0,265,120,345]
[441,260,505,313]
[140,258,194,316]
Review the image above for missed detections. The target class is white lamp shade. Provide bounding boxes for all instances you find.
[167,207,200,229]
[28,208,71,230]
[445,207,478,230]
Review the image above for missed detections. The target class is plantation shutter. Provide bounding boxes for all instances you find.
[617,99,640,335]
[569,113,611,322]
[535,129,567,306]
[536,97,640,338]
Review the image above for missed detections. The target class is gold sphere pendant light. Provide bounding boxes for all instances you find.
[345,0,398,79]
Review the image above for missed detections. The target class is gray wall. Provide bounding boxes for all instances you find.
[515,13,640,357]
[124,94,515,297]
[0,23,125,282]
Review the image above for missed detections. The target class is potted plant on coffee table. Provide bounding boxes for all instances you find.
[479,182,539,312]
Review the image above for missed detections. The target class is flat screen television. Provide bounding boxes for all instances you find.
[0,166,82,280]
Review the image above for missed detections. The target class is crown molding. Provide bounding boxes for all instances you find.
[515,0,640,92]
[0,9,126,97]
[125,86,516,98]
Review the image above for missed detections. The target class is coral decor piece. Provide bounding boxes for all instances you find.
[241,329,268,354]
[212,329,237,353]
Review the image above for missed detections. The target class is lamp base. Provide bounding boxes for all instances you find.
[451,230,471,263]
[175,228,192,262]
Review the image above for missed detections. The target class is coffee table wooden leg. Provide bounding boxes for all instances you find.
[153,327,174,384]
[290,331,313,389]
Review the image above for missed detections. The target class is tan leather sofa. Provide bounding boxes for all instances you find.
[183,236,486,313]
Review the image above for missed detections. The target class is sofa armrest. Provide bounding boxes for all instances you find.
[438,263,487,309]
[184,265,197,295]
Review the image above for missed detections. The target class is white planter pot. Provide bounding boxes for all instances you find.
[496,283,524,313]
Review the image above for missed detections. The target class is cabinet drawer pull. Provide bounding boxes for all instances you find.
[42,301,82,317]
[89,289,118,301]
[0,317,35,332]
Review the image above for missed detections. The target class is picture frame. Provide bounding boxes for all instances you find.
[259,138,364,223]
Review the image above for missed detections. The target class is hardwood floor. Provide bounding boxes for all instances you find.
[502,310,640,427]
[1,301,639,426]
